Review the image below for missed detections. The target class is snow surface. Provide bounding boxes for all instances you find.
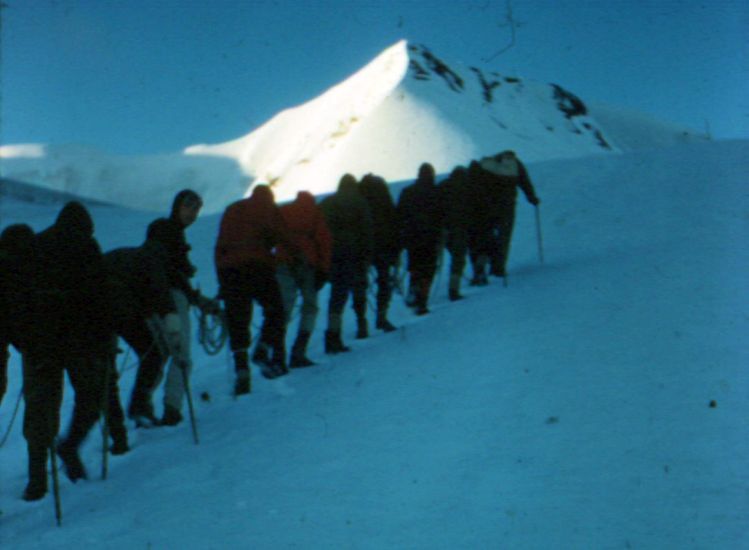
[0,138,747,549]
[0,40,708,213]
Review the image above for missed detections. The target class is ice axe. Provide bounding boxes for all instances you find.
[534,205,544,264]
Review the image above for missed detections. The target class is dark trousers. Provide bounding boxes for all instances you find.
[121,318,167,415]
[219,263,286,356]
[22,358,64,451]
[328,257,368,319]
[372,256,395,313]
[23,353,126,452]
[62,356,127,448]
[446,228,468,277]
[489,201,516,274]
[406,241,439,306]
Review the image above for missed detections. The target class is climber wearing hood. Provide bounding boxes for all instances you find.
[475,150,540,279]
[215,184,299,395]
[439,165,472,301]
[358,173,400,333]
[396,163,445,315]
[143,189,208,427]
[21,202,126,501]
[319,174,374,354]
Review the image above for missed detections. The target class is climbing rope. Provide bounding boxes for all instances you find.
[196,305,228,356]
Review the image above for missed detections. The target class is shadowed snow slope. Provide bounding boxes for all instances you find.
[0,139,746,548]
[0,41,707,211]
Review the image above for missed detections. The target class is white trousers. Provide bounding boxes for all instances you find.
[163,289,192,411]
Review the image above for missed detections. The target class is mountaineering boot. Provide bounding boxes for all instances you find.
[233,349,251,396]
[128,392,160,428]
[234,370,250,396]
[489,265,506,278]
[260,360,287,379]
[290,330,315,368]
[471,255,489,286]
[448,273,464,301]
[356,315,369,339]
[56,440,88,483]
[161,404,183,427]
[469,273,488,287]
[261,346,289,379]
[375,310,397,332]
[253,341,287,379]
[22,445,48,501]
[290,355,315,368]
[109,424,130,455]
[324,330,350,354]
[413,276,431,315]
[110,438,130,456]
[252,342,271,368]
[414,293,429,316]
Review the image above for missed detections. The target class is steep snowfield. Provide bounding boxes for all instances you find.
[0,139,746,548]
[0,40,706,212]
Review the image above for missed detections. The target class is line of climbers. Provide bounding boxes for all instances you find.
[0,150,539,503]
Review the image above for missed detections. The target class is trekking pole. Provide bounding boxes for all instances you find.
[100,358,113,480]
[429,241,445,302]
[534,205,544,264]
[49,446,63,526]
[180,362,199,445]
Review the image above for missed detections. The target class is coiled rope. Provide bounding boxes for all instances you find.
[196,306,228,356]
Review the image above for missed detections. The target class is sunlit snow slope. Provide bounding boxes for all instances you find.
[0,140,745,549]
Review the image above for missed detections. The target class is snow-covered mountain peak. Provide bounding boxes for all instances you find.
[185,39,620,203]
[0,40,707,211]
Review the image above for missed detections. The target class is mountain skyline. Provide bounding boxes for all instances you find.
[2,0,747,155]
[0,39,707,212]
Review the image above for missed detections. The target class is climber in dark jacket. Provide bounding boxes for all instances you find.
[0,224,35,409]
[21,202,126,500]
[476,150,540,279]
[145,189,208,426]
[440,165,472,301]
[319,174,374,353]
[105,236,179,428]
[358,173,401,333]
[465,160,497,286]
[396,163,445,315]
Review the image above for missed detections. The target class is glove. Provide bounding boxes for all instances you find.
[314,270,328,291]
[529,195,540,206]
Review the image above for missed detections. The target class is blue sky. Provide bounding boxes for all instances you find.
[2,0,747,154]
